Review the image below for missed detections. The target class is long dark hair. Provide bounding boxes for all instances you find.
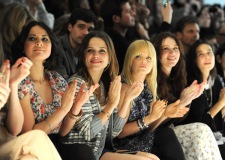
[76,31,119,99]
[11,21,59,70]
[153,32,186,102]
[186,40,217,85]
[215,43,225,78]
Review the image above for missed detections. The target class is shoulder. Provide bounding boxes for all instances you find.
[48,71,67,87]
[68,74,85,85]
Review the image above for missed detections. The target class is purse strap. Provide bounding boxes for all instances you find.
[105,114,116,151]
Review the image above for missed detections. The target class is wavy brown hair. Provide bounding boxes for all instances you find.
[153,32,186,102]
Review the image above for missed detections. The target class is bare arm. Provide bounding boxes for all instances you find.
[6,58,32,135]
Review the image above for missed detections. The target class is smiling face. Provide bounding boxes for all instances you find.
[160,37,180,74]
[196,43,215,74]
[84,37,109,72]
[24,25,51,63]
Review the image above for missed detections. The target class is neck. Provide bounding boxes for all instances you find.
[112,25,127,37]
[88,69,103,84]
[132,73,146,83]
[202,71,210,82]
[29,63,45,82]
[69,35,78,49]
[161,66,171,76]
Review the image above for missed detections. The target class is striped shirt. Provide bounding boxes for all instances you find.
[60,74,126,159]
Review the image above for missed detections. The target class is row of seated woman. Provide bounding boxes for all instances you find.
[0,19,224,160]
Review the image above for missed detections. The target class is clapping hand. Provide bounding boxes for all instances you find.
[71,82,99,115]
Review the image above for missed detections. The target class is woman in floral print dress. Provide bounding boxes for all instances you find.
[11,21,97,160]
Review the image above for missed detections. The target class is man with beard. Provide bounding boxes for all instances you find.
[175,16,200,55]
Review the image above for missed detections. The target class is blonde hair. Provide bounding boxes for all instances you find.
[121,40,158,102]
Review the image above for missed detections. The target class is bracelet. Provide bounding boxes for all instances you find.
[69,110,83,120]
[141,117,149,129]
[137,119,143,130]
[44,119,53,132]
[101,110,110,118]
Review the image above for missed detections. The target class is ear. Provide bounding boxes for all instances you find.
[216,54,222,63]
[112,15,120,23]
[68,24,73,32]
[176,32,182,40]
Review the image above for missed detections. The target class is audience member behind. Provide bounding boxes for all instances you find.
[100,0,135,73]
[55,8,97,80]
[181,40,225,159]
[11,21,96,160]
[0,31,61,160]
[147,0,173,38]
[0,0,55,29]
[153,32,222,159]
[174,15,200,55]
[0,3,34,63]
[59,31,159,160]
[216,43,225,87]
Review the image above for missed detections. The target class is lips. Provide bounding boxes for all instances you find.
[90,60,102,63]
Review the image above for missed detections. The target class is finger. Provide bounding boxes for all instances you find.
[3,61,10,85]
[12,58,24,69]
[79,82,86,92]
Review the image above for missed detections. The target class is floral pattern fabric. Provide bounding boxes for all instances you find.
[173,123,222,160]
[18,70,67,134]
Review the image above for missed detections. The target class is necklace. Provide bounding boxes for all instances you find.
[203,87,212,107]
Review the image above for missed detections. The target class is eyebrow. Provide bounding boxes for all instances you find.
[28,34,49,37]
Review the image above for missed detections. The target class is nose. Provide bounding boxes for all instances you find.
[35,40,43,47]
[169,48,175,54]
[93,52,99,58]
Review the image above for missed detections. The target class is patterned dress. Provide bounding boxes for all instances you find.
[173,123,222,160]
[18,70,67,134]
[113,82,155,152]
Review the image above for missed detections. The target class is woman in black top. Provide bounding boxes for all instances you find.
[183,40,225,158]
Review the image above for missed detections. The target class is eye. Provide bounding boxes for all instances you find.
[162,47,169,51]
[88,27,94,32]
[173,47,179,51]
[146,56,152,61]
[86,48,94,53]
[42,37,50,42]
[27,36,36,41]
[99,49,106,53]
[78,25,85,30]
[135,55,141,59]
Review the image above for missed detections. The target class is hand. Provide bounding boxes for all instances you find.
[107,76,122,107]
[150,100,167,120]
[10,57,32,86]
[71,82,99,115]
[161,0,173,24]
[179,80,205,107]
[0,60,11,109]
[218,88,225,107]
[60,80,77,113]
[163,100,189,118]
[124,81,144,101]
